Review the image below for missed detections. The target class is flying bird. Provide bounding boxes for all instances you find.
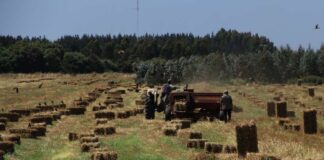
[315,24,320,30]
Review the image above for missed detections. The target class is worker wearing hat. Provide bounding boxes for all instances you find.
[220,90,233,123]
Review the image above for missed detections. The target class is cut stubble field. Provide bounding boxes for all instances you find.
[0,73,323,160]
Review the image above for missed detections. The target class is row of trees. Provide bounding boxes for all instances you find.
[0,28,323,83]
[135,46,324,84]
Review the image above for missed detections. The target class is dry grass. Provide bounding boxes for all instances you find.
[0,74,323,160]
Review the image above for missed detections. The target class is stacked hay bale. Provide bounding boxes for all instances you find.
[277,118,290,127]
[266,101,276,117]
[276,102,287,118]
[0,118,8,125]
[283,123,301,132]
[94,125,116,135]
[9,128,38,138]
[0,141,15,153]
[9,109,31,116]
[0,134,21,144]
[93,105,107,111]
[303,109,317,134]
[30,114,53,125]
[29,123,47,136]
[235,121,258,158]
[187,139,208,149]
[94,111,115,120]
[171,119,191,129]
[308,88,315,97]
[162,124,178,136]
[96,119,108,125]
[223,145,237,153]
[177,130,202,139]
[91,148,118,160]
[68,132,78,141]
[287,111,295,117]
[0,113,20,122]
[67,107,86,115]
[0,123,5,131]
[204,143,223,153]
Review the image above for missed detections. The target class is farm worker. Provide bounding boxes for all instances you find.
[220,90,233,123]
[161,79,176,121]
[145,88,157,119]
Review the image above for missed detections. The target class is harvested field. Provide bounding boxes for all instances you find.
[0,73,323,160]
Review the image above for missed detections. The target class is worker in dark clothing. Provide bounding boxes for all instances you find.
[161,79,176,121]
[220,90,233,123]
[145,89,157,119]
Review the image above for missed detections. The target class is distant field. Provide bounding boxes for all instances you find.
[0,73,323,160]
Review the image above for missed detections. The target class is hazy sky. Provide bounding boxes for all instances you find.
[0,0,323,49]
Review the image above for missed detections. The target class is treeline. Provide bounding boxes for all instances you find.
[0,28,323,83]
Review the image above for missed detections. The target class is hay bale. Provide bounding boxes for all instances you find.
[277,118,290,126]
[178,130,202,139]
[10,109,31,116]
[0,141,14,153]
[192,153,217,160]
[162,127,177,136]
[266,101,276,117]
[93,106,107,111]
[284,123,301,132]
[287,111,295,117]
[0,123,5,131]
[81,142,100,152]
[95,111,115,120]
[0,134,21,144]
[116,112,128,119]
[204,142,223,153]
[187,139,207,149]
[96,119,108,125]
[308,88,315,97]
[31,122,46,127]
[0,113,20,122]
[30,126,46,136]
[68,107,86,115]
[104,99,119,105]
[276,102,287,118]
[9,128,38,138]
[94,126,116,135]
[80,136,99,143]
[68,132,78,141]
[30,115,53,125]
[171,120,191,129]
[235,123,249,158]
[91,150,118,160]
[223,145,237,153]
[79,133,95,138]
[303,109,317,134]
[247,122,258,152]
[0,118,7,125]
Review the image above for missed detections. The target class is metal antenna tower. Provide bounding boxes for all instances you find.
[136,0,139,34]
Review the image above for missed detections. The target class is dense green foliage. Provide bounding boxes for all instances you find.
[0,28,323,83]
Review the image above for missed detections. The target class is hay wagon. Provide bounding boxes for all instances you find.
[168,89,223,120]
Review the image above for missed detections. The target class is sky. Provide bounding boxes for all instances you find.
[0,0,323,49]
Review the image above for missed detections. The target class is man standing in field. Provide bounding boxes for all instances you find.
[161,79,176,121]
[145,88,157,119]
[220,90,233,123]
